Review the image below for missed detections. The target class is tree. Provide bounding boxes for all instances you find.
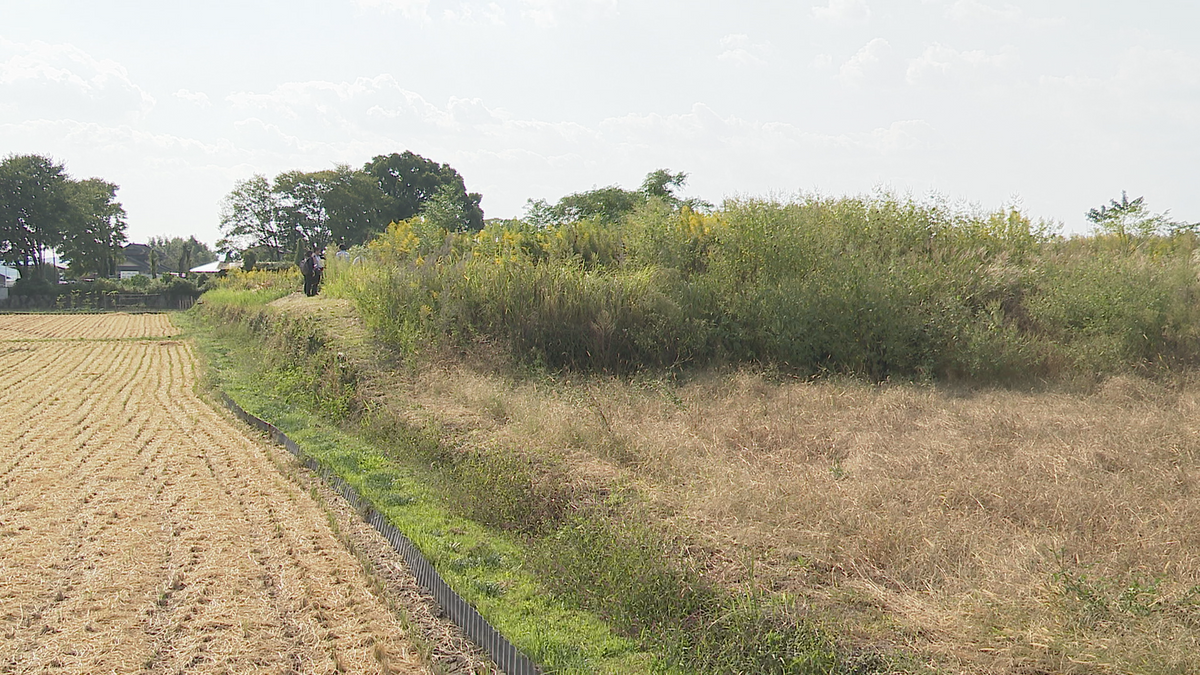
[271,166,394,250]
[59,178,127,278]
[274,169,333,253]
[1086,191,1187,243]
[218,174,283,259]
[179,241,192,275]
[322,164,390,245]
[556,186,644,224]
[148,236,215,275]
[0,154,128,280]
[640,169,688,201]
[523,169,708,226]
[365,151,484,231]
[0,154,75,279]
[420,184,473,232]
[641,169,712,212]
[219,152,486,255]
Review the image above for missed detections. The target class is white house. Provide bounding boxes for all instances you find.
[0,265,19,288]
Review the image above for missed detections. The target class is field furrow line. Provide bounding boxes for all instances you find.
[0,314,425,675]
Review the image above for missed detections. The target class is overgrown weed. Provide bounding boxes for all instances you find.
[191,286,892,674]
[323,193,1200,383]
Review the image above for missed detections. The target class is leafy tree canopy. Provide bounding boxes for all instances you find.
[0,154,126,279]
[217,173,283,259]
[147,235,216,274]
[365,151,484,231]
[524,168,711,227]
[218,151,483,259]
[60,178,127,278]
[1087,191,1196,242]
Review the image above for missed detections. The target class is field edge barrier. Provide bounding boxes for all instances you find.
[219,392,543,675]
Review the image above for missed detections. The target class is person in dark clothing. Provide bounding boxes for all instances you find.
[311,250,324,294]
[301,250,322,296]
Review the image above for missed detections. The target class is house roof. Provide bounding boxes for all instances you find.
[117,243,153,273]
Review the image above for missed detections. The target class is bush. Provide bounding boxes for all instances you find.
[11,275,55,296]
[323,195,1200,383]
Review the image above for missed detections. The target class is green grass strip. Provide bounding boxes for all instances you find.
[182,312,653,675]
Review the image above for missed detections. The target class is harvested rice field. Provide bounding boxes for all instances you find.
[0,313,427,674]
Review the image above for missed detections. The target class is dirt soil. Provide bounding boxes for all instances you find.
[0,313,439,674]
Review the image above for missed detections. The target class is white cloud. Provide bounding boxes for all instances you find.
[349,0,430,20]
[1033,46,1200,128]
[812,0,871,23]
[1116,46,1200,91]
[848,119,935,153]
[905,43,1019,86]
[925,0,1064,28]
[718,34,771,66]
[519,0,617,28]
[443,2,506,24]
[598,103,930,156]
[174,89,212,108]
[837,38,891,85]
[944,0,1021,22]
[0,40,155,121]
[224,76,532,144]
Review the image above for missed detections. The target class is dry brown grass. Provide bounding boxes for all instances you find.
[393,363,1200,674]
[267,295,1200,673]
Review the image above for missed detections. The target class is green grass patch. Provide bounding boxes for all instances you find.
[182,288,914,674]
[180,310,651,674]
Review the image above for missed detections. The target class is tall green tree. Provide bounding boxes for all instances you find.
[0,154,74,279]
[0,154,127,280]
[365,151,484,231]
[60,178,127,278]
[274,169,333,252]
[217,174,283,258]
[272,167,391,252]
[147,236,215,274]
[323,164,390,245]
[219,152,486,256]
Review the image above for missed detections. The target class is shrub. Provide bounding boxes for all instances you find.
[323,194,1200,383]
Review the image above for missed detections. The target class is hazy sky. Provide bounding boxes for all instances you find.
[2,0,1197,247]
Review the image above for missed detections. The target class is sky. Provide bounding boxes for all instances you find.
[1,0,1197,248]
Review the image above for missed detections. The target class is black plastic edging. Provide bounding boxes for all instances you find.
[219,392,543,675]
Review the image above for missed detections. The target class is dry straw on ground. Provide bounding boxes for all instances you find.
[259,295,1200,673]
[0,313,431,674]
[396,344,1200,673]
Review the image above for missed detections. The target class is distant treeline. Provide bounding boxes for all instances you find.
[218,151,483,262]
[312,184,1200,382]
[0,154,126,280]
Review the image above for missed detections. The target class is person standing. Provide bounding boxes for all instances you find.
[311,249,324,294]
[300,250,320,296]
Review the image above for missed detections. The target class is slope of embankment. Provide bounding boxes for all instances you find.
[192,285,1200,675]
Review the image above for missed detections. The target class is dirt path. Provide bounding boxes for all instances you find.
[0,314,428,674]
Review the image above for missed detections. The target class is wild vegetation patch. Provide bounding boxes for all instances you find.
[192,192,1200,673]
[323,193,1200,382]
[190,288,902,673]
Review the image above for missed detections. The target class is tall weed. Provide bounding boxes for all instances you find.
[321,197,1200,383]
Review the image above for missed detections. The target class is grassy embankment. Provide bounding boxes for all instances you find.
[191,274,902,673]
[199,194,1200,674]
[187,276,656,674]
